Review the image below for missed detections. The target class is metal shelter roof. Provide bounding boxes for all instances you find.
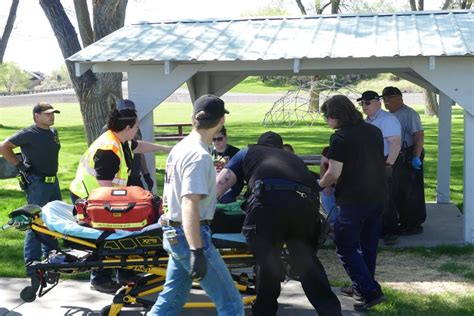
[68,10,473,63]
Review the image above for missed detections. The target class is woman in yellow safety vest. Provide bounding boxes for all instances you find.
[69,106,171,293]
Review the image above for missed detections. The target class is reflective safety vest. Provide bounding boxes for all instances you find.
[70,130,130,198]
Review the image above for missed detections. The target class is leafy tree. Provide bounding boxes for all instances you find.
[39,0,126,144]
[0,0,19,63]
[0,61,30,93]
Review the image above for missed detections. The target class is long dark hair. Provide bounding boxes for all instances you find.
[107,108,137,132]
[321,95,363,128]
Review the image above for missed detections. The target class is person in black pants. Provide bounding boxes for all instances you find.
[216,131,341,316]
[319,95,387,312]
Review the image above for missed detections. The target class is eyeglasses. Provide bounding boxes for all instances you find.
[213,137,224,142]
[359,99,379,106]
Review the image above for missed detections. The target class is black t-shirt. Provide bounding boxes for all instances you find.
[8,125,61,176]
[211,144,240,173]
[94,139,138,180]
[327,121,386,205]
[242,145,317,191]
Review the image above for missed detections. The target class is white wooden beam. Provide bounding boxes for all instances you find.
[127,63,204,192]
[74,62,94,76]
[436,92,452,204]
[464,110,474,244]
[392,71,438,93]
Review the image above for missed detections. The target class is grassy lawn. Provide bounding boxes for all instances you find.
[0,101,471,314]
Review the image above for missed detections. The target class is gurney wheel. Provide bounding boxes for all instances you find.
[20,286,37,302]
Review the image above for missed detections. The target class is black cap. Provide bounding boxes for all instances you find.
[193,95,229,120]
[116,99,136,111]
[381,86,402,97]
[257,131,283,149]
[33,102,60,114]
[357,90,380,102]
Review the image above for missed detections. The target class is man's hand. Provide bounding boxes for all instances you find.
[411,157,422,170]
[143,173,154,190]
[316,179,324,192]
[190,248,207,280]
[16,161,31,173]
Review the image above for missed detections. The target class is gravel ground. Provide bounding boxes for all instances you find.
[317,248,474,296]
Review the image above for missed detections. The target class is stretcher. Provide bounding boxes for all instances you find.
[3,201,260,316]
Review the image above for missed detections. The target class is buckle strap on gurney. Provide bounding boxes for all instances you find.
[96,230,114,247]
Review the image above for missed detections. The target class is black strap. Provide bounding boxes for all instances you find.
[96,230,114,246]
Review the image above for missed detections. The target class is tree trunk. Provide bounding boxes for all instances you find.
[40,0,125,144]
[409,0,417,10]
[309,76,321,112]
[424,89,439,117]
[0,0,20,63]
[331,0,341,13]
[417,0,424,10]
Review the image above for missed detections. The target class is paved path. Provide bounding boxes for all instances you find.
[0,87,425,107]
[0,278,362,316]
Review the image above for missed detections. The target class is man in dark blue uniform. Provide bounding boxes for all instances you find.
[0,102,62,267]
[319,95,386,311]
[216,131,341,316]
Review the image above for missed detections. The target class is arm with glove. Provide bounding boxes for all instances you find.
[181,194,207,280]
[411,131,424,170]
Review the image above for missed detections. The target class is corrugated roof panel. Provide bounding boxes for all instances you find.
[67,10,473,63]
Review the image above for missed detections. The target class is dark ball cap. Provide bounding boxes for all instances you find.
[116,99,136,111]
[33,102,60,114]
[193,94,229,120]
[257,131,284,149]
[382,86,402,97]
[357,90,380,102]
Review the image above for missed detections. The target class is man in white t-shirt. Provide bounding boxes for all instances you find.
[359,90,401,246]
[150,95,244,316]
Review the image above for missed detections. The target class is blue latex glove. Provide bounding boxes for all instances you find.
[411,156,422,170]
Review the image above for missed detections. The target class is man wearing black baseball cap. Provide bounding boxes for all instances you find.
[151,94,244,315]
[381,86,426,236]
[0,102,62,270]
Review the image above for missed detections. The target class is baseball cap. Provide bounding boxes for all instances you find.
[381,86,402,97]
[357,90,380,102]
[116,99,136,111]
[193,94,229,120]
[33,102,60,114]
[257,131,284,149]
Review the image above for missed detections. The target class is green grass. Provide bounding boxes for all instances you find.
[0,101,471,314]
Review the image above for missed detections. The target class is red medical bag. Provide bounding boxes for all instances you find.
[75,186,162,231]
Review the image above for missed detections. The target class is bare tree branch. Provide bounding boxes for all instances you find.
[74,0,94,47]
[0,0,20,63]
[295,0,307,15]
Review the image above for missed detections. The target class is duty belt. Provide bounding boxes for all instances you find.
[160,217,211,227]
[253,180,316,198]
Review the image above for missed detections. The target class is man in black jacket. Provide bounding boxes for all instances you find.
[216,131,341,316]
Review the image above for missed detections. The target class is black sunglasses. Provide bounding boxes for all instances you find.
[359,99,379,106]
[213,137,224,142]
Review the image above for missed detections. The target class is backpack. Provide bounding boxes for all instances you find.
[75,186,162,231]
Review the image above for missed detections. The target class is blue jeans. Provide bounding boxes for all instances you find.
[334,204,383,296]
[149,225,244,316]
[320,192,338,226]
[24,175,61,263]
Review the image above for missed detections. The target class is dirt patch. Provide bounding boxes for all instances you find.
[317,248,474,296]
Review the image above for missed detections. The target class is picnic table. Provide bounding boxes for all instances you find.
[154,122,192,141]
[298,154,321,166]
